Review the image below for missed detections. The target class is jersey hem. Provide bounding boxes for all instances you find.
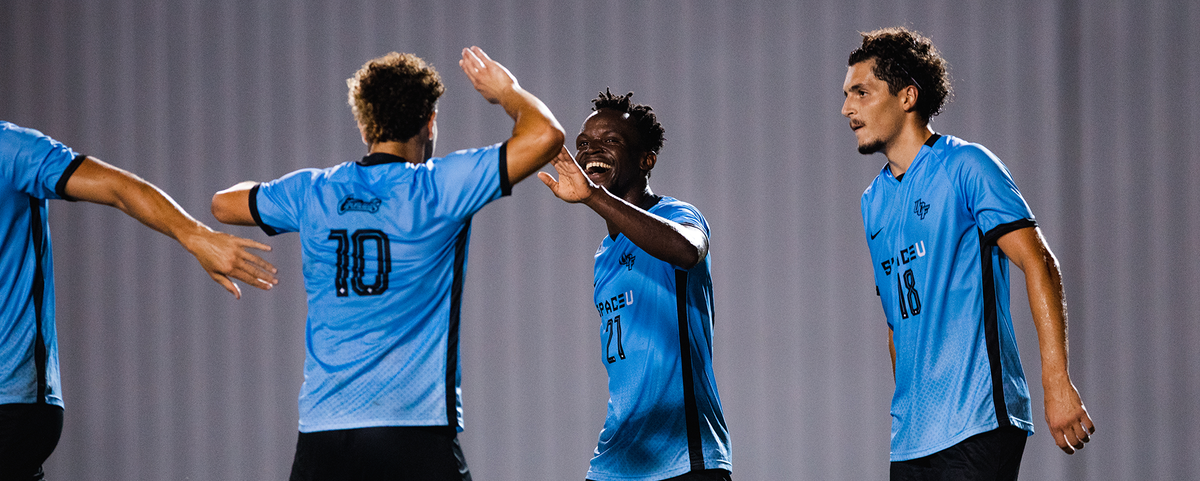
[889,421,1031,462]
[586,461,731,481]
[298,418,455,433]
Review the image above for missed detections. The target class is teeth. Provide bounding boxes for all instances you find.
[586,161,611,171]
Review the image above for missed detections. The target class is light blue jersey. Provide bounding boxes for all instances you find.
[587,196,731,481]
[861,134,1036,461]
[252,143,508,433]
[0,121,85,407]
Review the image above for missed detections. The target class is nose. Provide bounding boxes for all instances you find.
[840,96,853,118]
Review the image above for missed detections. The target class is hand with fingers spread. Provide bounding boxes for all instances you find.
[458,46,520,105]
[180,228,277,299]
[538,146,598,204]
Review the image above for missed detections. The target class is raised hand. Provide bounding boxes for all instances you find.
[458,46,519,105]
[538,146,598,204]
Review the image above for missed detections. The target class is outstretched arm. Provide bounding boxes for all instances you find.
[63,157,277,298]
[997,226,1095,454]
[538,148,707,269]
[459,46,565,184]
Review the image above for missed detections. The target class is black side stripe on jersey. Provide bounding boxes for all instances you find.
[445,220,471,429]
[977,218,1036,427]
[675,270,704,472]
[498,141,511,197]
[28,198,49,403]
[54,154,88,201]
[248,184,280,236]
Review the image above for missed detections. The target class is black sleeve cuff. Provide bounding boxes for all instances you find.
[248,183,280,236]
[982,218,1037,246]
[54,154,89,201]
[498,141,511,197]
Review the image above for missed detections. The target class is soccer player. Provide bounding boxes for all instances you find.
[210,47,563,480]
[0,121,278,479]
[841,27,1096,479]
[538,90,732,481]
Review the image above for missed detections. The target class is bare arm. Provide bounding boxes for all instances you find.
[64,157,277,298]
[996,226,1095,454]
[538,148,707,268]
[459,46,565,184]
[212,181,259,226]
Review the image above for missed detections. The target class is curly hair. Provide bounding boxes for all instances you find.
[347,52,445,144]
[848,27,952,121]
[591,88,665,154]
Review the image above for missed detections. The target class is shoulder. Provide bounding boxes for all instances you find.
[934,135,1009,179]
[651,196,708,231]
[433,142,504,164]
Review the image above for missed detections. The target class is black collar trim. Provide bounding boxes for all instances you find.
[358,152,408,166]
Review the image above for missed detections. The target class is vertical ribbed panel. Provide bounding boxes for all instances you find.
[0,1,1194,479]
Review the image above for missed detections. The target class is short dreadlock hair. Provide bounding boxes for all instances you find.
[347,52,445,144]
[591,89,665,154]
[848,27,952,122]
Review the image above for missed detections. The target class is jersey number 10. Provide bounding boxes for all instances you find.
[328,229,392,297]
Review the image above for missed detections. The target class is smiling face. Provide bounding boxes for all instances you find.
[841,58,912,156]
[575,109,653,198]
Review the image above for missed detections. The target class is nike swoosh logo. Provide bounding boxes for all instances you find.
[870,228,883,240]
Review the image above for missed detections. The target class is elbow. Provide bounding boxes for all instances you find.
[210,192,242,225]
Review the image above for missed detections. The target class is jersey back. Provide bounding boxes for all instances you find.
[0,121,84,407]
[252,144,507,432]
[861,134,1035,461]
[587,196,732,481]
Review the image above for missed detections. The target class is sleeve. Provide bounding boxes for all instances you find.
[430,142,508,220]
[252,168,320,236]
[0,123,84,201]
[955,144,1037,245]
[655,199,710,239]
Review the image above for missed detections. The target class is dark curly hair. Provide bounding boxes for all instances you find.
[848,27,952,122]
[347,52,445,144]
[591,89,665,154]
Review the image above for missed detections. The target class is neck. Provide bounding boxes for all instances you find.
[883,123,935,177]
[369,138,428,164]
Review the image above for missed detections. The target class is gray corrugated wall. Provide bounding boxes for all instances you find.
[1,0,1196,479]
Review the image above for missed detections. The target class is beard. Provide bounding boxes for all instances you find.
[857,137,885,155]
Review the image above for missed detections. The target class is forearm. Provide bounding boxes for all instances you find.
[583,187,707,268]
[1025,251,1072,383]
[65,158,210,245]
[499,87,565,182]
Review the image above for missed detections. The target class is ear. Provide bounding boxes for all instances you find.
[357,122,369,146]
[640,151,657,172]
[426,111,437,139]
[900,85,920,112]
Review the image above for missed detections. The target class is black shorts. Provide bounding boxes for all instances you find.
[289,425,470,481]
[588,468,732,481]
[890,426,1028,481]
[0,403,64,481]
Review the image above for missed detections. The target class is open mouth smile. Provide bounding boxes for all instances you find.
[584,161,612,175]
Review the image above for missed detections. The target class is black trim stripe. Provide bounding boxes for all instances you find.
[498,141,511,197]
[247,183,280,236]
[445,220,471,429]
[978,218,1036,427]
[28,198,48,403]
[675,270,704,471]
[54,154,88,201]
[982,218,1037,247]
[924,133,942,148]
